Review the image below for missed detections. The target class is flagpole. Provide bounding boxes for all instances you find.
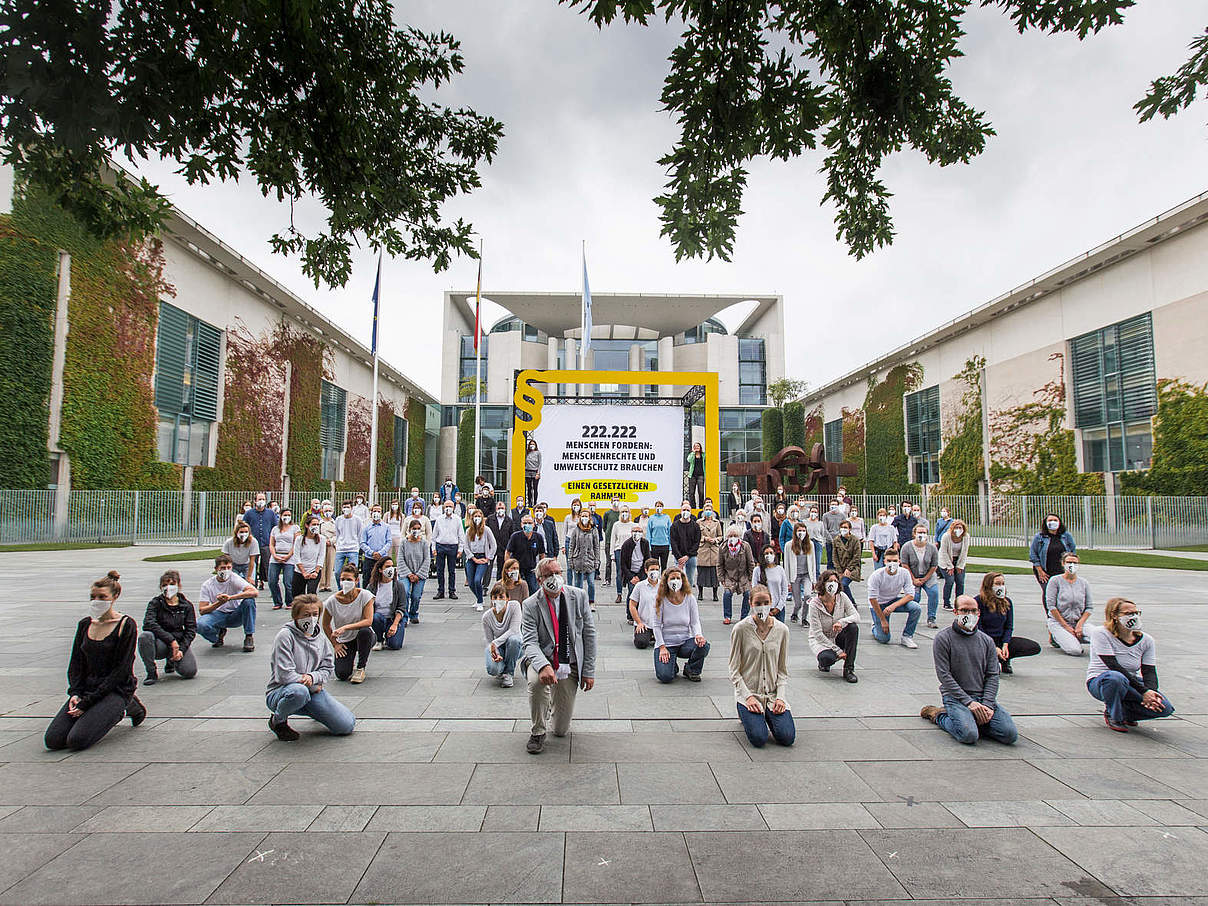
[579,240,586,370]
[368,253,382,504]
[473,240,483,494]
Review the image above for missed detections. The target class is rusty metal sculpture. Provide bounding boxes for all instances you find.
[726,443,856,496]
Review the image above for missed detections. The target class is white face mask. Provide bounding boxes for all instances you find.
[581,516,591,525]
[797,531,807,540]
[1118,612,1142,632]
[952,528,964,538]
[993,584,1007,598]
[371,512,382,522]
[255,500,266,510]
[914,534,927,545]
[1047,520,1060,531]
[216,569,231,582]
[728,537,741,548]
[879,515,889,524]
[444,508,453,517]
[410,529,421,539]
[956,612,979,631]
[474,516,484,524]
[383,567,395,579]
[886,562,899,574]
[342,507,352,516]
[163,584,178,598]
[621,513,631,521]
[632,531,642,541]
[89,598,111,619]
[839,527,850,536]
[647,570,660,584]
[391,503,399,510]
[912,511,921,518]
[809,512,818,520]
[492,598,507,612]
[668,577,682,592]
[340,579,356,593]
[542,574,563,595]
[237,532,249,542]
[497,510,506,518]
[1065,563,1078,575]
[825,581,838,595]
[508,570,520,581]
[940,511,949,518]
[681,510,691,520]
[281,515,292,525]
[751,521,762,530]
[310,525,320,535]
[295,614,320,638]
[753,604,773,620]
[764,553,775,563]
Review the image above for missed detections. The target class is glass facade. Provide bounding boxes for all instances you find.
[824,417,843,462]
[452,405,511,491]
[320,379,347,482]
[677,317,727,345]
[720,407,764,495]
[590,339,633,397]
[738,338,766,405]
[459,334,487,400]
[905,385,941,485]
[490,315,546,343]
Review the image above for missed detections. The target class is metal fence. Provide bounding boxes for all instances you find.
[0,488,508,547]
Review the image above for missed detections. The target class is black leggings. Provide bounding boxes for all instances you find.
[1002,636,1041,661]
[45,693,130,751]
[292,572,320,597]
[525,476,539,506]
[817,623,859,671]
[334,627,376,679]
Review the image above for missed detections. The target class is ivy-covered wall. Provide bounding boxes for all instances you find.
[761,407,784,459]
[936,356,985,495]
[782,401,805,449]
[862,363,922,494]
[1120,379,1208,495]
[456,407,475,491]
[839,407,866,492]
[405,398,427,488]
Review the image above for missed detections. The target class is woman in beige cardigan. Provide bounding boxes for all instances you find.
[937,518,970,611]
[696,507,723,602]
[729,584,794,747]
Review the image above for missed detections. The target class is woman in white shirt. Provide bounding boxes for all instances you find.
[482,581,523,687]
[1087,597,1174,732]
[937,518,970,612]
[728,585,794,748]
[293,515,326,597]
[366,557,406,651]
[322,563,376,684]
[785,525,817,623]
[806,570,860,683]
[267,507,301,610]
[386,499,405,561]
[222,521,260,582]
[652,566,709,682]
[609,506,634,603]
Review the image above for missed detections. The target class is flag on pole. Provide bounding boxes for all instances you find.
[473,250,483,353]
[581,243,592,362]
[370,252,382,356]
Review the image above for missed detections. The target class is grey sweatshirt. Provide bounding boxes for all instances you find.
[525,449,541,476]
[267,623,334,693]
[398,538,431,580]
[932,623,999,707]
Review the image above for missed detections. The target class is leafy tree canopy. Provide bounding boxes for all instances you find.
[0,0,502,287]
[564,0,1207,262]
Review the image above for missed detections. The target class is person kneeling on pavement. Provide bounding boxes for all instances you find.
[483,581,523,687]
[266,595,356,741]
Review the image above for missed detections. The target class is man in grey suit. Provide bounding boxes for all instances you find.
[521,557,597,754]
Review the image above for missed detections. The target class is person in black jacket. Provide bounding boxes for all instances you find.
[46,570,145,751]
[618,523,653,600]
[670,501,702,588]
[743,515,771,561]
[505,514,546,599]
[138,569,198,684]
[488,501,514,581]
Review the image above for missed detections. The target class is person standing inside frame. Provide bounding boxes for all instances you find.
[686,442,706,509]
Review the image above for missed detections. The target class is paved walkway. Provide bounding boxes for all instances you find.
[0,546,1205,905]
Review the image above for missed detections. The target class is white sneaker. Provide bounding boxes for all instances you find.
[350,667,366,683]
[475,603,484,612]
[371,641,384,651]
[900,636,918,650]
[501,673,514,687]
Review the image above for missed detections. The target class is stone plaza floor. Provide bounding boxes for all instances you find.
[0,545,1206,905]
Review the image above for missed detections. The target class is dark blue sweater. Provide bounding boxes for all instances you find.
[975,593,1013,645]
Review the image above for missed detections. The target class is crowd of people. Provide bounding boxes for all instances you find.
[46,485,1174,753]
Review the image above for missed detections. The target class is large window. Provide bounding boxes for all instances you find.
[824,417,843,462]
[720,407,764,495]
[490,316,546,343]
[452,405,510,491]
[677,317,727,345]
[392,415,408,487]
[320,379,347,481]
[590,339,633,398]
[905,385,941,485]
[155,301,221,467]
[1072,313,1156,472]
[738,338,766,405]
[459,334,487,400]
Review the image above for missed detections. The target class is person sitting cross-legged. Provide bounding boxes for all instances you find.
[920,595,1018,746]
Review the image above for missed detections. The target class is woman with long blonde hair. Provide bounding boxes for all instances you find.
[1087,597,1174,732]
[462,506,497,612]
[651,566,709,683]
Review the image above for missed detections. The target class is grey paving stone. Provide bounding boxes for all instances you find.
[67,726,274,763]
[353,831,564,903]
[0,762,143,805]
[540,804,652,831]
[0,805,102,833]
[1028,758,1187,799]
[1123,798,1208,826]
[0,831,264,905]
[891,727,1059,759]
[90,762,284,806]
[464,763,620,805]
[73,804,214,832]
[617,763,725,804]
[433,731,571,762]
[858,827,1112,898]
[863,800,964,828]
[1033,825,1208,896]
[1126,757,1208,798]
[711,761,880,803]
[563,830,700,903]
[569,730,749,763]
[685,829,908,901]
[649,803,768,831]
[1020,726,1189,758]
[189,804,322,832]
[1046,798,1160,826]
[940,799,1078,827]
[305,804,377,832]
[758,802,880,829]
[249,762,472,806]
[847,759,1077,801]
[482,804,540,831]
[0,833,84,895]
[741,727,927,761]
[247,729,444,763]
[365,805,487,831]
[606,694,721,719]
[206,830,385,904]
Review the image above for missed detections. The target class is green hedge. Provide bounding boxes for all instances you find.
[782,401,805,449]
[863,363,921,494]
[405,398,426,488]
[456,407,474,491]
[761,407,783,459]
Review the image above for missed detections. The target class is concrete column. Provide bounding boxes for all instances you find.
[628,344,642,398]
[47,252,71,453]
[280,360,292,489]
[52,456,71,539]
[657,336,674,397]
[182,466,194,529]
[547,337,559,370]
[0,162,13,215]
[562,337,577,396]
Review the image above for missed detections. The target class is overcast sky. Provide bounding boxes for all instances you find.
[126,0,1208,400]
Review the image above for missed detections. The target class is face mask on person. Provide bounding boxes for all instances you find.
[878,515,889,525]
[413,509,423,518]
[295,614,320,638]
[523,523,534,535]
[764,553,775,564]
[668,577,682,592]
[88,597,111,619]
[728,537,741,549]
[912,509,921,518]
[371,511,382,523]
[777,508,786,517]
[455,496,462,504]
[243,505,252,513]
[647,570,660,584]
[1047,520,1060,532]
[703,509,713,519]
[681,510,691,520]
[310,525,320,535]
[356,497,365,505]
[1118,612,1142,632]
[443,508,453,517]
[542,573,563,595]
[825,580,839,595]
[914,533,927,545]
[382,566,396,580]
[993,584,1007,598]
[753,604,773,620]
[952,528,964,538]
[1064,562,1078,575]
[492,597,507,612]
[611,500,619,510]
[535,510,546,520]
[237,532,249,542]
[631,530,643,543]
[323,508,333,517]
[888,509,896,518]
[216,568,231,582]
[956,612,979,631]
[752,520,762,531]
[840,527,850,537]
[255,499,266,510]
[342,506,352,517]
[571,503,581,513]
[410,529,421,539]
[163,583,178,598]
[654,505,662,514]
[496,508,506,518]
[391,503,399,511]
[796,531,807,541]
[809,511,819,520]
[474,516,484,525]
[886,561,899,575]
[621,512,631,522]
[340,579,356,593]
[940,510,949,519]
[508,569,520,582]
[581,515,591,525]
[281,514,292,525]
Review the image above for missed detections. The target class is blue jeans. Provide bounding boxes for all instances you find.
[435,543,458,594]
[840,576,857,606]
[371,612,405,650]
[523,570,538,600]
[468,560,491,604]
[655,638,710,681]
[868,600,921,642]
[266,683,355,735]
[400,576,425,619]
[939,567,964,608]
[267,561,295,609]
[233,562,250,580]
[678,555,698,587]
[614,552,626,596]
[196,600,256,642]
[334,550,359,579]
[723,589,749,620]
[935,695,1018,745]
[913,579,940,621]
[1088,673,1175,724]
[571,570,596,603]
[813,546,823,578]
[485,634,523,676]
[824,541,834,570]
[737,702,796,747]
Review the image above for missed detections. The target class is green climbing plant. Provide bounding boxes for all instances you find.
[761,407,784,459]
[839,407,866,493]
[863,362,923,494]
[803,406,823,453]
[1119,379,1208,495]
[936,355,985,495]
[405,398,426,488]
[782,400,805,449]
[456,407,475,491]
